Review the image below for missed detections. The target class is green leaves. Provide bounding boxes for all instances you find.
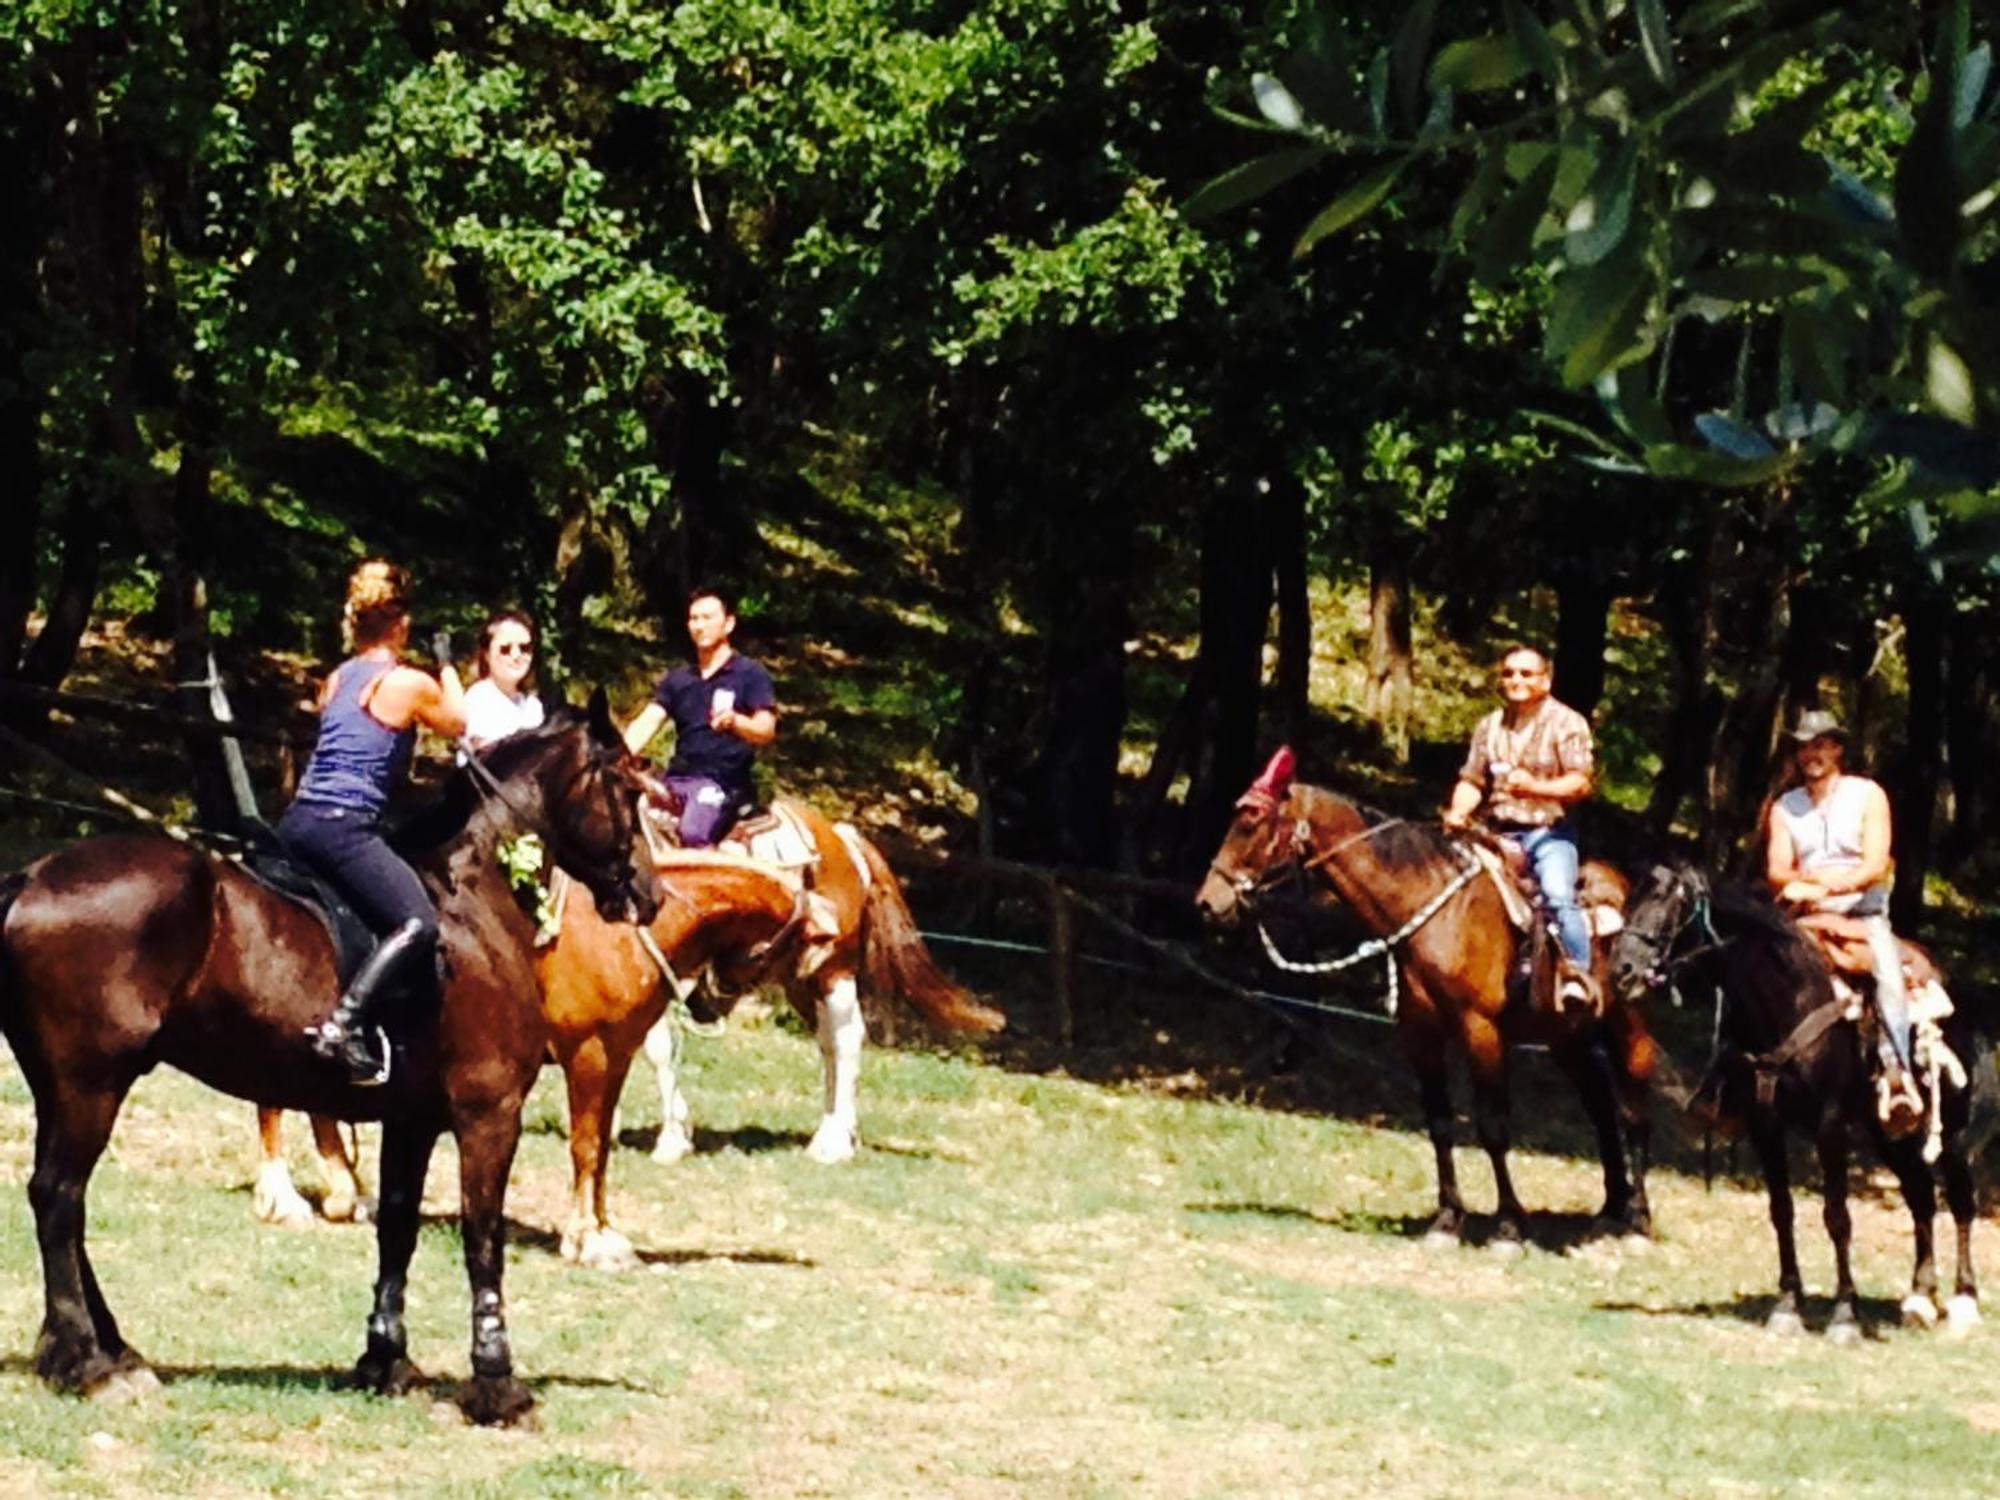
[1428,35,1530,95]
[1292,157,1410,258]
[1184,145,1329,223]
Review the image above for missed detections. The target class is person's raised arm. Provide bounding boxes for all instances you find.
[718,706,777,747]
[623,702,668,756]
[406,667,467,740]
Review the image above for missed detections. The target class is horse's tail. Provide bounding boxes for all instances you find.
[848,831,1004,1036]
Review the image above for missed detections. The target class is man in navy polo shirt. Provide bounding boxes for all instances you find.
[622,588,778,846]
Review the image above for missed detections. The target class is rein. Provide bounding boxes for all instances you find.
[1231,801,1481,1017]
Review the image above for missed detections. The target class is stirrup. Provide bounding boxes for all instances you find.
[1876,1067,1923,1140]
[307,1021,392,1087]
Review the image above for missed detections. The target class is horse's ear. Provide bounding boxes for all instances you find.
[585,686,619,747]
[1252,746,1296,798]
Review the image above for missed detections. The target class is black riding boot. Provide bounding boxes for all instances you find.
[309,917,428,1086]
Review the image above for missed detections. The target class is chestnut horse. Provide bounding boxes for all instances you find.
[1612,863,1981,1340]
[251,802,1002,1270]
[631,800,1005,1172]
[0,703,660,1421]
[1196,750,1656,1248]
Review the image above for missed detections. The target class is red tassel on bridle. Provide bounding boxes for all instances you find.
[1236,746,1296,812]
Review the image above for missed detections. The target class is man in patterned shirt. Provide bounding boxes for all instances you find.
[1442,644,1596,1004]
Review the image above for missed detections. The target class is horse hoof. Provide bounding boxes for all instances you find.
[352,1353,423,1398]
[457,1374,536,1428]
[1826,1316,1863,1348]
[1900,1294,1939,1330]
[321,1188,372,1225]
[578,1229,640,1273]
[1947,1295,1981,1338]
[1488,1236,1526,1262]
[1766,1308,1805,1337]
[252,1175,315,1231]
[649,1130,695,1166]
[805,1126,857,1165]
[86,1364,160,1405]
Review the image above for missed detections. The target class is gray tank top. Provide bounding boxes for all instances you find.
[292,658,416,818]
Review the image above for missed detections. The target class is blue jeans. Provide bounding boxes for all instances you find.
[662,776,744,848]
[277,801,439,945]
[1504,824,1590,967]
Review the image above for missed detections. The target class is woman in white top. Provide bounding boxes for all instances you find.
[462,609,546,753]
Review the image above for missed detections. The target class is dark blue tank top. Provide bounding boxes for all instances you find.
[292,658,416,817]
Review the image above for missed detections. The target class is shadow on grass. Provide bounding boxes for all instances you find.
[1188,1200,1630,1252]
[0,1356,665,1398]
[480,1215,815,1270]
[1596,1292,1910,1337]
[613,1123,817,1157]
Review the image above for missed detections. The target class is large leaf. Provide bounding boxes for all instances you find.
[1546,245,1654,385]
[1292,156,1411,259]
[1474,152,1560,284]
[1251,72,1308,133]
[1449,146,1510,247]
[1184,145,1330,222]
[1504,1,1566,91]
[1596,363,1674,446]
[1428,35,1530,94]
[1782,305,1850,405]
[1693,412,1776,459]
[1564,137,1639,266]
[1643,443,1796,487]
[1955,42,1992,128]
[1634,0,1677,88]
[1391,0,1441,132]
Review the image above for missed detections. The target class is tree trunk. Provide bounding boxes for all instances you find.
[1702,494,1793,870]
[1270,474,1311,751]
[1364,528,1413,765]
[1943,608,1998,865]
[1035,487,1131,867]
[1179,485,1272,858]
[1644,519,1722,839]
[1891,589,1946,929]
[19,497,100,695]
[1551,563,1611,717]
[0,85,48,681]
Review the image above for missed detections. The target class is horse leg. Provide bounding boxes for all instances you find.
[454,1107,535,1426]
[1883,1139,1940,1329]
[558,1035,638,1271]
[1403,1026,1465,1244]
[1556,1036,1634,1237]
[1749,1110,1805,1334]
[30,1079,150,1398]
[1464,1017,1527,1250]
[642,1014,695,1165]
[311,1115,369,1224]
[806,972,864,1165]
[1941,1130,1981,1335]
[251,1108,316,1229]
[1817,1117,1861,1345]
[353,1120,437,1397]
[1609,1013,1656,1237]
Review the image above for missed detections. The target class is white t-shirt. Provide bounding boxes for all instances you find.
[462,678,545,754]
[1773,776,1888,915]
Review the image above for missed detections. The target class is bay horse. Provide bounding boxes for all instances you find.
[0,699,661,1421]
[630,800,1005,1172]
[1195,749,1656,1248]
[1611,862,1981,1340]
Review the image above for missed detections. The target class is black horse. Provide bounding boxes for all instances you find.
[1611,861,1980,1340]
[0,696,660,1422]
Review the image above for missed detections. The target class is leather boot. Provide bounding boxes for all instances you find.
[309,918,428,1086]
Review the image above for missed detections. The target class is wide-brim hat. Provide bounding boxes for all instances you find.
[1785,708,1846,743]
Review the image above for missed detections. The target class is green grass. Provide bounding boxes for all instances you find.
[0,1015,1997,1497]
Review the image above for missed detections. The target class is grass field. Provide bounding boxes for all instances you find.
[0,999,1996,1500]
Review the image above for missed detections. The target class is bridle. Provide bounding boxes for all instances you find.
[1206,794,1410,908]
[463,736,650,918]
[1618,868,1729,997]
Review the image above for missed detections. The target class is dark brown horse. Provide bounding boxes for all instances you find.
[1612,862,1982,1340]
[0,698,661,1422]
[1196,750,1656,1248]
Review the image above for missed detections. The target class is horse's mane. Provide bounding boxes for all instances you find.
[1297,784,1456,871]
[390,712,585,858]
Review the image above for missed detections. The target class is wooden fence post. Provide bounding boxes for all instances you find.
[1046,877,1076,1049]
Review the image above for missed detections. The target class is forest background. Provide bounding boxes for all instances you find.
[3,0,1998,952]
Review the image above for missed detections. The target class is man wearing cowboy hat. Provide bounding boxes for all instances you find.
[1765,708,1918,1122]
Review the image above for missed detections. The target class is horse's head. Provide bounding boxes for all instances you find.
[536,690,663,927]
[1609,859,1708,1002]
[1195,747,1302,928]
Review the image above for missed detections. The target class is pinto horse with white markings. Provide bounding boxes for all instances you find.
[0,702,659,1421]
[1196,748,1655,1248]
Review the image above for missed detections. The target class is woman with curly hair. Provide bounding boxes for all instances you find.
[277,559,466,1083]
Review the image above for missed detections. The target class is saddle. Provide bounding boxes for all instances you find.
[1792,911,1942,989]
[231,824,389,991]
[1460,833,1626,1016]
